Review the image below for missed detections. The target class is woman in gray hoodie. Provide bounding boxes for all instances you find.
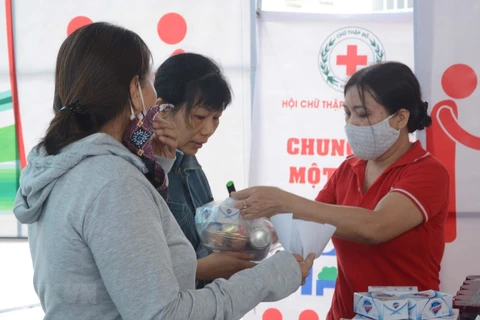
[13,22,314,320]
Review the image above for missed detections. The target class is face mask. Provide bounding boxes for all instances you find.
[123,81,174,198]
[344,115,400,160]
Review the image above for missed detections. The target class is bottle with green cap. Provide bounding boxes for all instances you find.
[226,181,236,197]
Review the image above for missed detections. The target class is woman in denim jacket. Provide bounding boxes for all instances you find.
[154,53,255,288]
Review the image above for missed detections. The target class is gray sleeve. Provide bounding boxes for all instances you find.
[154,155,175,174]
[83,176,301,320]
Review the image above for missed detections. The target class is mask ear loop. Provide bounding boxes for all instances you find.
[137,80,146,117]
[129,78,146,121]
[129,100,135,120]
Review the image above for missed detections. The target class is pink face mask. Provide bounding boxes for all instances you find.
[123,82,174,199]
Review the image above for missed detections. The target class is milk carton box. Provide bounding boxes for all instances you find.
[352,314,378,319]
[368,287,418,294]
[401,290,453,320]
[463,279,480,286]
[354,292,409,320]
[351,309,458,320]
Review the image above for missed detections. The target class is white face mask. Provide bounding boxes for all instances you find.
[344,115,400,160]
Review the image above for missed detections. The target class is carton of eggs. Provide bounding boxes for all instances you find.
[195,200,278,261]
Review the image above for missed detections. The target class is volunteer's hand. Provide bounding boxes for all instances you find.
[231,186,290,220]
[196,251,257,281]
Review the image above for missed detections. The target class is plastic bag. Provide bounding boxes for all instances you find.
[195,198,278,261]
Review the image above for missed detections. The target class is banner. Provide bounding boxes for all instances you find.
[8,0,251,225]
[414,0,480,295]
[245,11,413,320]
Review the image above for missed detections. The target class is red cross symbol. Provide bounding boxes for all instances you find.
[336,45,368,76]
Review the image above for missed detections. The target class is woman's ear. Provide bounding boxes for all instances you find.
[394,108,410,130]
[129,76,142,114]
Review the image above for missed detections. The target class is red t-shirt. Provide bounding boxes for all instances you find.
[316,141,449,320]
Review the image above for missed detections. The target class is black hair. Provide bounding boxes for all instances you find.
[344,61,432,133]
[154,53,232,120]
[39,22,152,155]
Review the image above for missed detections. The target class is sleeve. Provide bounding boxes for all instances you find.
[83,176,301,320]
[315,165,340,204]
[154,155,175,174]
[154,156,174,200]
[390,159,450,223]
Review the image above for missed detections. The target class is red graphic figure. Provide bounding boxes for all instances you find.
[263,308,282,320]
[262,308,322,320]
[157,13,187,56]
[426,64,480,243]
[299,309,320,320]
[67,16,93,36]
[336,45,368,76]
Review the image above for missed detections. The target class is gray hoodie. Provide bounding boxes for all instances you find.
[14,133,301,320]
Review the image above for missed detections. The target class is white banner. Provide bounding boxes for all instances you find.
[12,0,252,202]
[245,11,413,320]
[414,0,480,295]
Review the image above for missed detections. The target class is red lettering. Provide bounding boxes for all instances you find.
[287,138,300,155]
[308,163,321,187]
[347,142,353,156]
[316,139,330,156]
[331,139,345,156]
[287,138,351,157]
[323,168,336,181]
[289,167,306,184]
[300,138,315,155]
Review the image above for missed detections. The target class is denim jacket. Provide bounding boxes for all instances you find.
[166,150,214,259]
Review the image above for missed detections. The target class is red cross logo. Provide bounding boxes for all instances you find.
[336,45,368,76]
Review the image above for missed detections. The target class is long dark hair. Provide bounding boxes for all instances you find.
[39,22,152,155]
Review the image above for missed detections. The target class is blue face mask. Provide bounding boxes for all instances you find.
[344,115,400,160]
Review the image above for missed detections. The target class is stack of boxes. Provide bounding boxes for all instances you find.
[453,275,480,319]
[347,287,459,320]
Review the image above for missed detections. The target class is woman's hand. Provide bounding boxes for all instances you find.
[196,251,257,281]
[231,186,290,220]
[152,115,178,159]
[293,253,315,285]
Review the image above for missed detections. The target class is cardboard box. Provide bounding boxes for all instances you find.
[456,289,480,297]
[463,279,480,286]
[461,284,480,291]
[351,308,458,320]
[352,309,460,320]
[454,294,480,301]
[352,314,378,319]
[401,290,453,320]
[354,292,409,320]
[368,287,418,294]
[453,296,480,307]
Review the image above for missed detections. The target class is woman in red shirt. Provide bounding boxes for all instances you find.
[232,62,449,320]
